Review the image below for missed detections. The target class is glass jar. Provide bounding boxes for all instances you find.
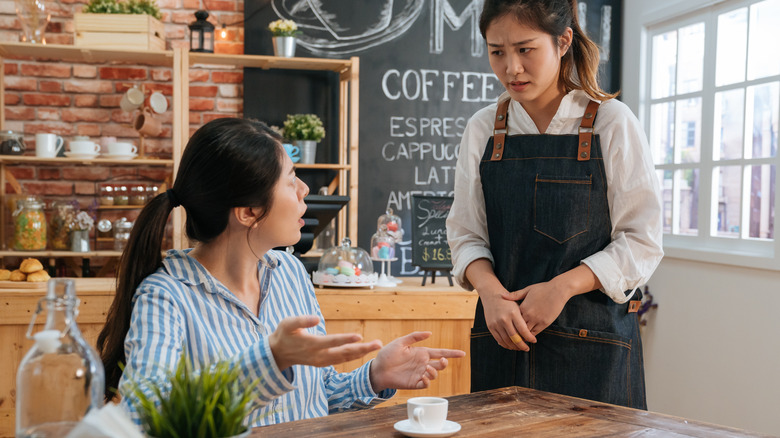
[13,196,47,251]
[145,184,159,203]
[0,130,26,155]
[129,184,146,205]
[370,225,396,260]
[315,187,335,250]
[113,218,132,252]
[377,208,404,242]
[16,279,105,437]
[312,237,377,287]
[98,184,114,206]
[48,202,75,250]
[113,184,129,206]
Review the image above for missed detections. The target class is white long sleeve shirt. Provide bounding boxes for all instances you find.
[446,90,663,304]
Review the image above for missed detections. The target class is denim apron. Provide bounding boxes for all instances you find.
[471,98,646,409]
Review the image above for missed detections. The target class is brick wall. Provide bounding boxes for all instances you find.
[0,0,245,272]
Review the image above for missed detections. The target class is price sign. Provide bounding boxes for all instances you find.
[411,195,453,270]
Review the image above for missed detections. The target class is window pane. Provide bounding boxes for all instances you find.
[713,88,745,160]
[716,8,747,86]
[658,170,673,234]
[676,168,699,236]
[675,97,701,163]
[746,82,779,159]
[652,31,677,99]
[650,102,675,164]
[713,166,742,238]
[747,0,780,80]
[748,165,775,239]
[677,23,705,94]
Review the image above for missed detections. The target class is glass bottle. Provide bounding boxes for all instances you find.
[315,186,336,250]
[370,224,396,260]
[48,201,74,250]
[16,279,105,437]
[13,195,47,251]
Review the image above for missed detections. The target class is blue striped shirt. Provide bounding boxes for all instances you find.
[118,249,394,427]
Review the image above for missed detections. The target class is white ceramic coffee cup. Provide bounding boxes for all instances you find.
[119,86,144,112]
[106,142,137,155]
[69,140,100,155]
[146,91,168,114]
[35,133,64,158]
[407,397,448,431]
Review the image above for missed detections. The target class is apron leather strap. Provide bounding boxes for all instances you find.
[578,100,600,161]
[490,98,511,161]
[628,300,641,313]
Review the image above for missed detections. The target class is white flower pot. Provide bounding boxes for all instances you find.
[272,36,296,57]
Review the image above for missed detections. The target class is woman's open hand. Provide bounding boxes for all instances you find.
[368,331,466,392]
[269,315,383,370]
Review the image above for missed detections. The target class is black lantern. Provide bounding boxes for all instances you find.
[189,10,215,53]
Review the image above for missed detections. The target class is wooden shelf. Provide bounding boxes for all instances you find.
[0,41,173,66]
[0,156,173,166]
[295,163,350,170]
[0,250,122,257]
[96,204,145,210]
[189,52,352,73]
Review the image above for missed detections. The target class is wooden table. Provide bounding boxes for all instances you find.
[253,386,767,437]
[0,277,477,437]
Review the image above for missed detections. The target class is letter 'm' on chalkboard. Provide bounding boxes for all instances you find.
[411,195,453,270]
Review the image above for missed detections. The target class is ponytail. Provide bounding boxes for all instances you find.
[97,192,178,401]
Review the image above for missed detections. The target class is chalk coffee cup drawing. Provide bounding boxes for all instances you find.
[146,91,168,114]
[133,108,163,137]
[69,140,100,155]
[407,397,448,431]
[119,86,145,112]
[105,142,137,156]
[283,143,300,163]
[35,133,64,158]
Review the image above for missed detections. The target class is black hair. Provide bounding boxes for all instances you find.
[96,117,284,401]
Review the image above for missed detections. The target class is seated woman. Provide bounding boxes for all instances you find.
[97,118,465,426]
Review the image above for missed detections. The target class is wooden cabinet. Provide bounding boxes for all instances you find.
[0,43,359,266]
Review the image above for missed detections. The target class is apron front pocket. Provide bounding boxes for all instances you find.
[533,174,592,243]
[532,324,635,407]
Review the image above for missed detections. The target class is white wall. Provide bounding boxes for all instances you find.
[622,1,780,435]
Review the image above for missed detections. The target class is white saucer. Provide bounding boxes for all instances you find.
[393,419,461,437]
[64,152,99,159]
[101,153,137,160]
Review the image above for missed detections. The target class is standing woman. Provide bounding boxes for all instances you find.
[447,0,663,409]
[98,118,464,426]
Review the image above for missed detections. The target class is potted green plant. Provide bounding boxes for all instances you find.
[268,19,300,57]
[126,353,259,438]
[282,113,326,164]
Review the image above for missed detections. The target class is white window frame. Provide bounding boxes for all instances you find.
[644,0,780,270]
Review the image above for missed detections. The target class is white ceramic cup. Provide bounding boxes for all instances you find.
[407,397,448,431]
[119,86,144,112]
[69,140,100,155]
[35,133,64,158]
[146,91,168,114]
[106,142,137,156]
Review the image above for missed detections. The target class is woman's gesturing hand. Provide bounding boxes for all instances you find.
[368,331,466,393]
[269,315,383,371]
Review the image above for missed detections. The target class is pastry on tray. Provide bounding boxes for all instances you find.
[20,258,44,274]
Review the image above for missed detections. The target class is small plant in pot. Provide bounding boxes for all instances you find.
[125,353,259,438]
[283,113,326,164]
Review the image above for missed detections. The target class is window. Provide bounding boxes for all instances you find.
[646,0,780,269]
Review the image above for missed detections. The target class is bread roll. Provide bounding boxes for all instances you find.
[20,258,44,274]
[9,269,26,281]
[26,270,50,282]
[0,269,10,281]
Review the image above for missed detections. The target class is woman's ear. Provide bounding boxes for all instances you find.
[232,206,263,228]
[559,27,573,57]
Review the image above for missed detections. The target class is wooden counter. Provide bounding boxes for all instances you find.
[0,277,477,437]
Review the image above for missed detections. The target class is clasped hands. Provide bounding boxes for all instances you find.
[269,315,466,393]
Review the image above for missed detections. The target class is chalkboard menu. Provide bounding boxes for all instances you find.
[411,195,453,269]
[244,1,621,276]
